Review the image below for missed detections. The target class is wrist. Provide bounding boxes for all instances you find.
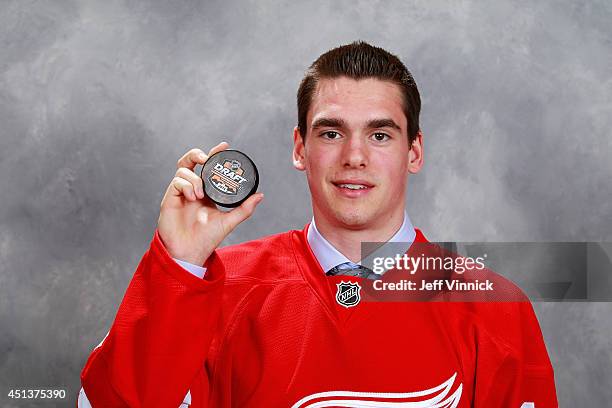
[158,233,209,266]
[174,254,206,266]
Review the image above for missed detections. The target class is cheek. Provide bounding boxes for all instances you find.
[304,148,335,179]
[376,155,409,190]
[303,158,327,192]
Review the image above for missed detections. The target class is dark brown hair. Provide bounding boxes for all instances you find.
[297,41,421,144]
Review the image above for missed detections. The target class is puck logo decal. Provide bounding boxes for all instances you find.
[335,281,361,308]
[209,160,248,195]
[201,149,259,208]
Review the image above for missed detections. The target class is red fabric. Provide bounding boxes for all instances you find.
[81,225,558,407]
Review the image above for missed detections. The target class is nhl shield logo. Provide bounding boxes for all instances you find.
[335,281,362,308]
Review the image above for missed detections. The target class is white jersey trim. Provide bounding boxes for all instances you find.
[290,372,462,408]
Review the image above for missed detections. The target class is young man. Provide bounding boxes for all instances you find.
[79,42,558,407]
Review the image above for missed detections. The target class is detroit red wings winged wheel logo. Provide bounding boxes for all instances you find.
[290,372,463,407]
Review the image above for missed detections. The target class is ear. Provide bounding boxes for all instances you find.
[292,126,306,171]
[407,130,424,174]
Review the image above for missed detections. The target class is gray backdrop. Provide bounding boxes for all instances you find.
[1,0,611,406]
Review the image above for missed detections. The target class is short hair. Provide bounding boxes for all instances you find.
[297,41,421,145]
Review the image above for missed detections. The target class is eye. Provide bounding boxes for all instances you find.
[372,132,390,142]
[321,131,341,140]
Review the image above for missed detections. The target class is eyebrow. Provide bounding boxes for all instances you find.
[365,118,401,131]
[311,117,348,130]
[310,117,401,131]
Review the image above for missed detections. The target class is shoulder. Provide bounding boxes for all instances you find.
[215,228,304,281]
[442,267,547,362]
[416,243,538,342]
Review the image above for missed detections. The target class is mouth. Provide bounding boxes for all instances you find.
[331,180,374,197]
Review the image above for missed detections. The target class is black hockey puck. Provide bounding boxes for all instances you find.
[200,149,259,208]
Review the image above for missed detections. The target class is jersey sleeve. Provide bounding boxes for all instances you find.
[79,229,225,407]
[473,301,558,408]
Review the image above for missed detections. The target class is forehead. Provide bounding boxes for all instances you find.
[308,76,406,129]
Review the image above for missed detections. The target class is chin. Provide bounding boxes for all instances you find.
[333,208,372,229]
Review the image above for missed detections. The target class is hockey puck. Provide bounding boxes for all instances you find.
[200,149,259,208]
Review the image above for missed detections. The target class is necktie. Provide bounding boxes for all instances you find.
[326,262,381,280]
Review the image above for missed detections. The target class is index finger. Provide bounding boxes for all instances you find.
[176,142,229,170]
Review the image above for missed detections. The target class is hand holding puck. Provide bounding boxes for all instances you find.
[159,143,263,266]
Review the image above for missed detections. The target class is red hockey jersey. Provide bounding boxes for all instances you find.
[80,225,558,407]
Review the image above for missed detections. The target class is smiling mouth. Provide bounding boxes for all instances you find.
[331,181,374,194]
[336,183,369,190]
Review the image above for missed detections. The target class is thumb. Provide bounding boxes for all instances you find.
[223,193,264,231]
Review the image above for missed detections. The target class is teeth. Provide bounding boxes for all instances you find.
[339,183,367,190]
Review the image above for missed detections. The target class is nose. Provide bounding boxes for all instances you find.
[341,135,368,169]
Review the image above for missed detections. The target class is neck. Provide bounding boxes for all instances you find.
[313,208,405,263]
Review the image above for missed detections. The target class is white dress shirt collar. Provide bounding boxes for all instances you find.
[307,212,416,274]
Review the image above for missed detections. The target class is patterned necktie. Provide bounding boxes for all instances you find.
[326,262,381,280]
